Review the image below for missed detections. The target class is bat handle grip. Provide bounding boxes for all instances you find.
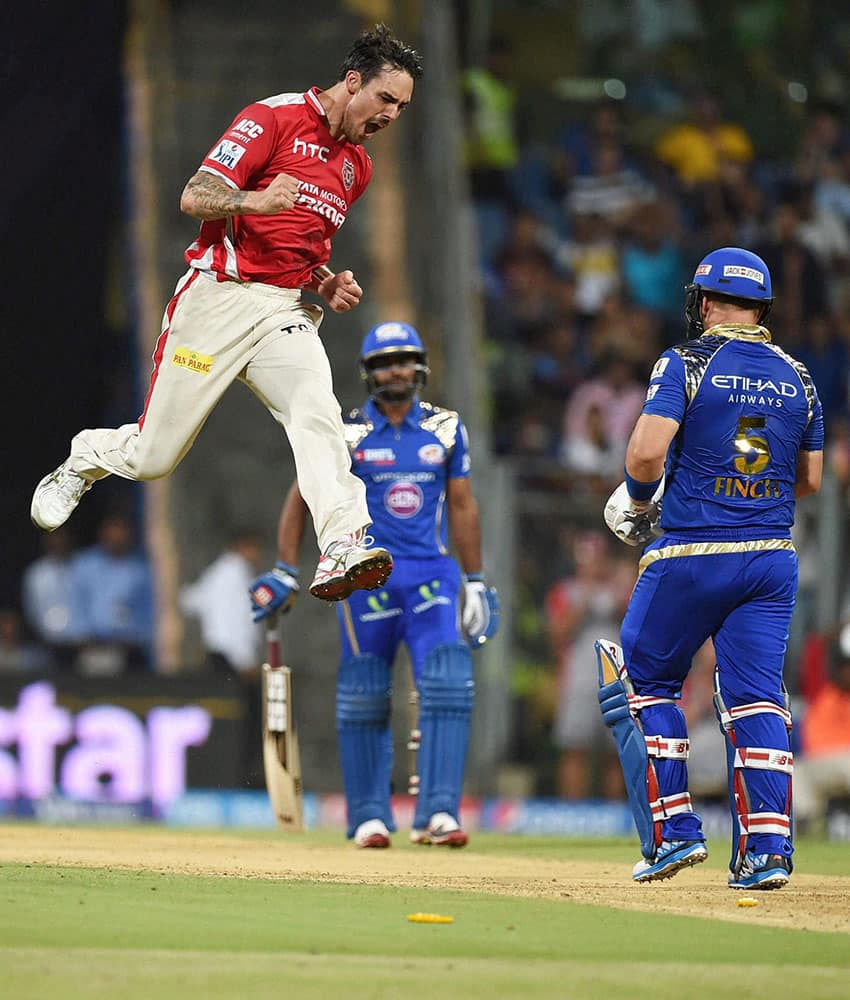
[266,613,281,670]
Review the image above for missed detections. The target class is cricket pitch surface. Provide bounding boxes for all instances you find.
[1,824,848,934]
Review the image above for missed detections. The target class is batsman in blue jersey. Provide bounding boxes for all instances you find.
[250,322,499,848]
[598,247,823,890]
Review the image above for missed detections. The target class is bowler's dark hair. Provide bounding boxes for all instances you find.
[339,23,423,84]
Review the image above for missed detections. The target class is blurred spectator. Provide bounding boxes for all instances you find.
[728,174,770,248]
[795,626,850,833]
[180,531,266,788]
[787,179,850,276]
[564,139,656,227]
[796,101,850,185]
[21,527,78,667]
[553,212,621,318]
[70,512,154,674]
[487,213,558,343]
[826,414,850,495]
[531,320,587,405]
[795,315,849,425]
[546,531,634,798]
[756,197,829,333]
[620,199,687,326]
[560,355,646,481]
[586,293,662,370]
[814,146,850,226]
[0,608,51,673]
[510,402,559,458]
[655,90,756,233]
[560,401,623,485]
[463,36,520,265]
[556,101,629,181]
[510,141,566,230]
[654,89,754,188]
[180,532,264,676]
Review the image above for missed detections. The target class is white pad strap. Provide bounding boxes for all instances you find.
[650,791,693,822]
[734,747,793,774]
[740,811,791,836]
[600,642,676,718]
[628,694,677,714]
[718,700,792,731]
[645,735,690,760]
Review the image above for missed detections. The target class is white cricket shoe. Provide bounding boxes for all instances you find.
[410,812,468,848]
[353,818,391,849]
[309,531,392,602]
[31,461,93,531]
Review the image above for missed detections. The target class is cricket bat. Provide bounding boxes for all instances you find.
[261,614,305,832]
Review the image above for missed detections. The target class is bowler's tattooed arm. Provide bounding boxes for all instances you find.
[180,171,252,220]
[180,170,301,219]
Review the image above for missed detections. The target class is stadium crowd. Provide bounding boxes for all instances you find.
[463,33,850,801]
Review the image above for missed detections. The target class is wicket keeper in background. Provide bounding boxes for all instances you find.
[599,247,823,890]
[250,322,499,847]
[31,25,424,602]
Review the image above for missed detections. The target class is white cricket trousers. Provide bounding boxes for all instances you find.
[67,269,369,551]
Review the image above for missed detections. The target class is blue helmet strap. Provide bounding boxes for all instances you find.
[684,283,704,338]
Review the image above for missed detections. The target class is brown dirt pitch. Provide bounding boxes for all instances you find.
[1,825,848,933]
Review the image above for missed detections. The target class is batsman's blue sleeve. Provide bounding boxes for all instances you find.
[449,419,471,478]
[802,387,825,451]
[641,350,687,423]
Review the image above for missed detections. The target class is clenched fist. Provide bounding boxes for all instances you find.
[317,269,363,313]
[252,172,301,214]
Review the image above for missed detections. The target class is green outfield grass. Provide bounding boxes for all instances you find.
[1,833,847,999]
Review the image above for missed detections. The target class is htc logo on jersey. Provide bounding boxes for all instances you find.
[293,137,330,161]
[714,477,783,498]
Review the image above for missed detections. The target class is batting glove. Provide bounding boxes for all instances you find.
[249,561,299,622]
[462,574,500,648]
[603,481,664,547]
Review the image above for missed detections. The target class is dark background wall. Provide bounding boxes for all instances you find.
[1,3,131,606]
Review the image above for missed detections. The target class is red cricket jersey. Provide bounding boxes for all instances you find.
[185,88,373,288]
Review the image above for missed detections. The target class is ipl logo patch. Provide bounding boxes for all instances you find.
[208,140,246,170]
[342,158,355,191]
[385,481,423,519]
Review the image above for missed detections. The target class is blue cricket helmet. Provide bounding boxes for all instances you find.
[359,321,430,401]
[684,247,774,337]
